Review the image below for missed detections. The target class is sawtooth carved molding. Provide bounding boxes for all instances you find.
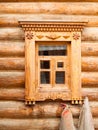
[19,21,87,105]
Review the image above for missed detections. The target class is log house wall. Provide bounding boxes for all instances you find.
[0,2,98,130]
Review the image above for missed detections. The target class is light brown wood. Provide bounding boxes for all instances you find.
[0,118,59,130]
[0,72,24,88]
[0,41,97,57]
[82,72,98,86]
[0,101,98,118]
[0,2,98,14]
[0,58,24,70]
[1,72,98,88]
[0,41,24,57]
[25,31,36,102]
[0,14,98,27]
[0,118,97,130]
[82,57,98,72]
[0,57,98,71]
[19,21,86,103]
[81,42,98,56]
[71,32,81,102]
[1,27,98,41]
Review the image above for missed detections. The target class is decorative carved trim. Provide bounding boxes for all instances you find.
[26,32,34,40]
[73,33,80,40]
[19,21,87,32]
[46,35,61,40]
[63,36,70,39]
[37,35,44,39]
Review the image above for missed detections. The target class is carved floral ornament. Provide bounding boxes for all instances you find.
[19,21,87,105]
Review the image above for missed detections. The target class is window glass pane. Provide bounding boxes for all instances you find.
[40,72,50,84]
[57,62,64,68]
[39,45,67,56]
[56,71,65,84]
[40,61,50,69]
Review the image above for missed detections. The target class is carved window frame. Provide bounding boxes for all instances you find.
[19,21,87,105]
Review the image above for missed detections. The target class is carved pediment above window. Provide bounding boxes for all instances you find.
[19,21,87,32]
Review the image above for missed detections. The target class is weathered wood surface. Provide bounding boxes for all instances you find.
[0,14,98,27]
[0,27,98,41]
[0,72,24,88]
[0,101,98,118]
[0,41,98,56]
[81,42,98,56]
[0,88,98,101]
[0,41,24,57]
[0,118,59,130]
[0,3,98,15]
[1,72,98,87]
[0,58,24,70]
[0,57,98,71]
[0,118,97,130]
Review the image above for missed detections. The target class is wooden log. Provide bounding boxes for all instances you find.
[0,41,97,56]
[0,88,24,100]
[0,27,98,41]
[82,57,98,71]
[0,41,24,57]
[82,72,98,86]
[0,118,97,130]
[0,87,98,101]
[1,72,98,87]
[0,3,98,15]
[0,118,59,130]
[0,14,98,27]
[0,72,24,88]
[0,58,24,70]
[0,101,98,118]
[1,57,98,71]
[81,42,98,56]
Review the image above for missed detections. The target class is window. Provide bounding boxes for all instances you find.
[19,21,87,104]
[36,41,70,90]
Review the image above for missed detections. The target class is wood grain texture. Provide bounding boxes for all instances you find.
[81,42,98,56]
[0,88,98,101]
[1,72,98,88]
[0,58,24,70]
[0,14,98,27]
[0,72,24,88]
[0,118,59,130]
[0,41,98,56]
[0,101,98,118]
[0,41,24,57]
[0,27,98,41]
[1,57,98,71]
[0,2,98,14]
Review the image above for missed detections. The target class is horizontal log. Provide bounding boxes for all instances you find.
[82,57,98,71]
[0,3,98,15]
[0,41,24,57]
[0,27,98,41]
[81,42,98,56]
[0,41,98,57]
[0,71,98,87]
[0,87,98,101]
[0,72,24,88]
[82,72,98,86]
[0,57,98,71]
[1,0,98,1]
[0,118,97,130]
[0,101,98,118]
[0,118,59,130]
[0,58,24,70]
[0,14,98,27]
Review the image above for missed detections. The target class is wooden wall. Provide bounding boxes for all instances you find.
[0,2,98,130]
